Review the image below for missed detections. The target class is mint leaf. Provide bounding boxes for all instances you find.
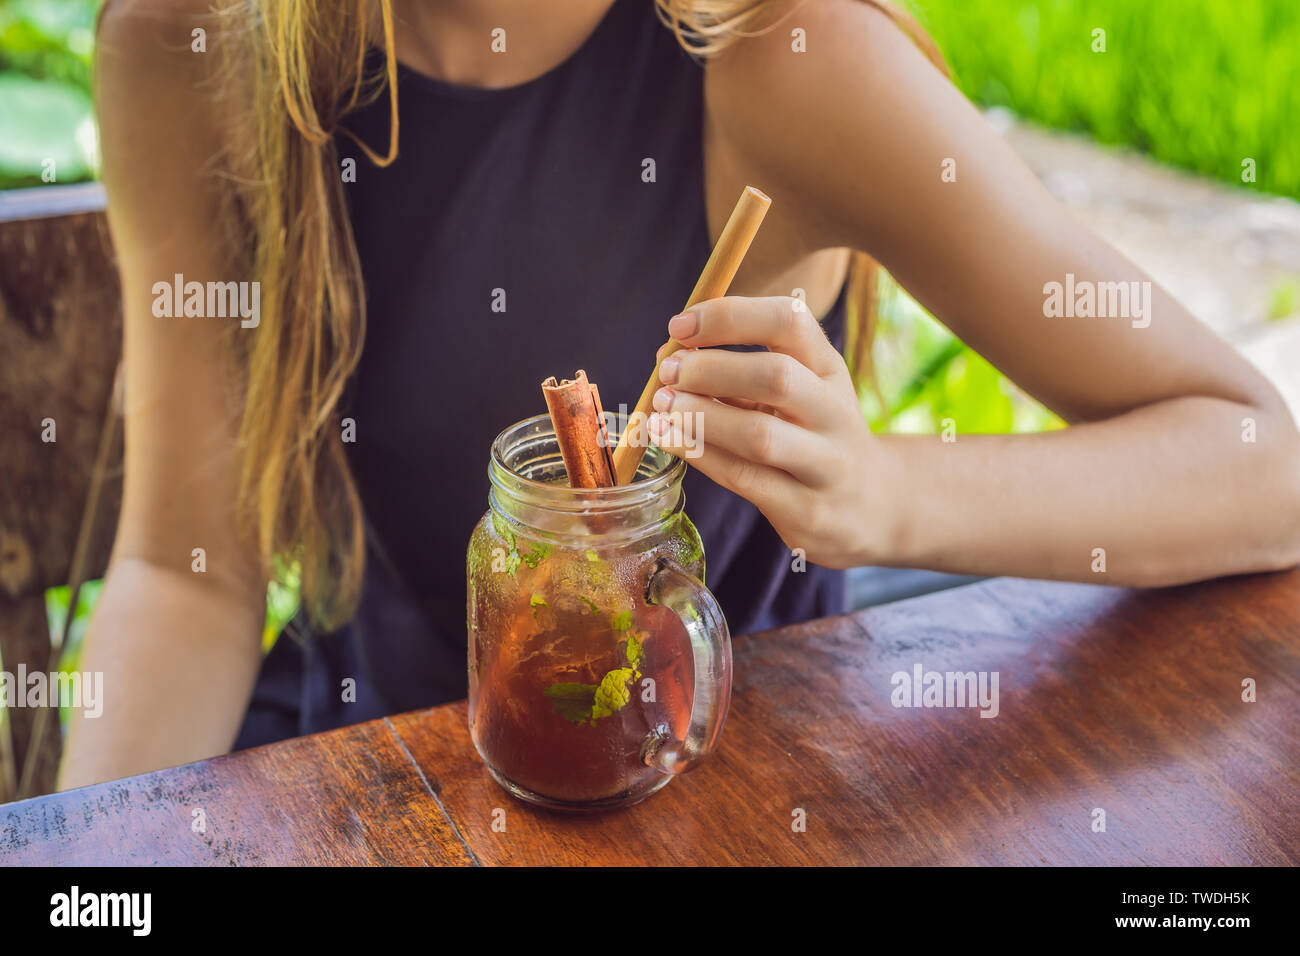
[490,513,544,576]
[500,528,522,576]
[625,631,644,672]
[591,667,635,720]
[544,682,598,724]
[543,627,646,725]
[521,542,551,569]
[611,609,634,631]
[658,507,676,531]
[678,513,704,567]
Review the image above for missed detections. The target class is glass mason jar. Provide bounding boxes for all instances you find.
[467,413,732,812]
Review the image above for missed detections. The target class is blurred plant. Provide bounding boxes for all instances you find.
[265,557,302,650]
[862,273,1063,435]
[43,578,102,730]
[0,0,100,187]
[1267,277,1299,321]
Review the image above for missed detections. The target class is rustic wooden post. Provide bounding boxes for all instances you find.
[0,184,123,799]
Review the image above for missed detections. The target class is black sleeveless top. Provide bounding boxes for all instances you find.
[235,0,847,747]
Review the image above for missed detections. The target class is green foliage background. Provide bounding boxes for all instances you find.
[0,0,97,187]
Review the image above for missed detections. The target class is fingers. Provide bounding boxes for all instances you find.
[659,347,836,429]
[648,408,812,510]
[715,396,767,412]
[651,389,834,487]
[668,295,845,378]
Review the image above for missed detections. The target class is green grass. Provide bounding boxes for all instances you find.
[912,0,1300,199]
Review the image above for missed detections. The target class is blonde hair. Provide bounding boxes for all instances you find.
[225,0,947,629]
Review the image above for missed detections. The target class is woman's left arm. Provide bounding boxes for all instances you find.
[649,0,1300,584]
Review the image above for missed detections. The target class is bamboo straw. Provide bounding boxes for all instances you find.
[610,185,772,484]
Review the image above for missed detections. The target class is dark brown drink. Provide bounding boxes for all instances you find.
[470,591,694,808]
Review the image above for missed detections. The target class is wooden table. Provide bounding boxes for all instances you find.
[3,572,1297,865]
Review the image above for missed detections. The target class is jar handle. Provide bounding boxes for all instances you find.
[640,557,732,775]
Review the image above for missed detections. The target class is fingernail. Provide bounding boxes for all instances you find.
[648,412,668,437]
[668,311,699,340]
[652,387,674,412]
[659,356,680,384]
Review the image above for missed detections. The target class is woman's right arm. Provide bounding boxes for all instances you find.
[58,0,267,789]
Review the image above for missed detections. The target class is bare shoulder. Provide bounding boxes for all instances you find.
[97,0,228,75]
[701,0,956,166]
[700,0,989,249]
[96,0,242,245]
[708,0,924,65]
[703,0,938,124]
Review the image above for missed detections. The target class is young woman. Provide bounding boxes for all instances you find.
[61,0,1300,788]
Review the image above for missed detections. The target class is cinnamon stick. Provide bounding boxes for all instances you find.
[542,370,615,488]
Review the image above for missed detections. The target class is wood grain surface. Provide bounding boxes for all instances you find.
[1,719,472,865]
[4,571,1297,865]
